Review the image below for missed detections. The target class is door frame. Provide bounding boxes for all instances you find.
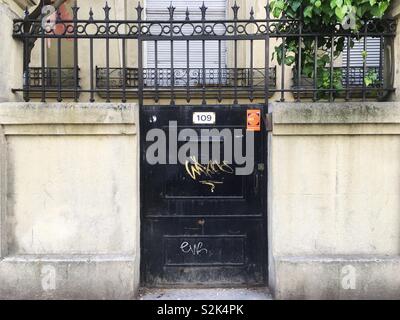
[138,104,269,287]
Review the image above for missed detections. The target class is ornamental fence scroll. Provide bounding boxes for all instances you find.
[12,1,397,105]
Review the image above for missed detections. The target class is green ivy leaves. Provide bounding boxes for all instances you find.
[269,0,391,99]
[270,0,391,29]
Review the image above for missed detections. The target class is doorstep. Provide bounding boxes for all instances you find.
[138,287,272,300]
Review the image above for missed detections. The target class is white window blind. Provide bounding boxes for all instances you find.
[343,37,382,67]
[145,0,228,69]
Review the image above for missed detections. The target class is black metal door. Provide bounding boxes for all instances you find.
[140,105,267,286]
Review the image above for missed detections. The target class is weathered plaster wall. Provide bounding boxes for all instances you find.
[0,103,140,300]
[0,1,23,102]
[389,1,400,101]
[0,103,400,299]
[270,102,400,299]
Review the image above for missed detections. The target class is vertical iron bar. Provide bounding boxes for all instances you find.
[378,35,384,99]
[201,3,207,105]
[186,39,190,102]
[280,37,285,102]
[23,12,30,102]
[155,40,159,102]
[168,4,175,105]
[73,5,79,102]
[170,14,175,106]
[329,36,334,102]
[138,31,144,106]
[346,35,350,101]
[57,38,62,102]
[41,23,45,102]
[170,39,175,105]
[106,24,110,102]
[296,22,302,102]
[232,2,239,105]
[137,3,144,106]
[89,38,94,102]
[234,38,238,104]
[313,36,318,101]
[122,38,127,103]
[362,31,367,101]
[218,39,222,103]
[265,3,270,110]
[138,43,143,106]
[202,39,206,105]
[250,39,254,101]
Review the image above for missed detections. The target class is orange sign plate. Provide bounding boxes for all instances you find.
[247,109,261,131]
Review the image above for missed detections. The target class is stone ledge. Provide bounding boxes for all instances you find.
[272,102,400,125]
[0,255,139,300]
[0,103,138,125]
[275,255,400,263]
[273,123,400,135]
[274,255,400,300]
[2,124,137,135]
[2,254,137,262]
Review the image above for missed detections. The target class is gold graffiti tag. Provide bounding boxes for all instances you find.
[199,181,223,193]
[184,156,234,192]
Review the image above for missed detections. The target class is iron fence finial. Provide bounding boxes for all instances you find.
[185,7,190,21]
[250,7,255,20]
[265,1,270,19]
[89,7,94,21]
[24,6,29,18]
[232,1,240,20]
[136,2,143,21]
[168,2,176,21]
[71,2,80,16]
[103,2,111,20]
[200,2,208,21]
[56,8,62,22]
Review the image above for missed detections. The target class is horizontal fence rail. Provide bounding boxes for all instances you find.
[95,67,276,101]
[12,1,397,105]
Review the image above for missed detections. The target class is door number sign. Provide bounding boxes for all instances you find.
[193,112,216,125]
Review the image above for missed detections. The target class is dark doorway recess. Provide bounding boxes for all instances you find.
[140,105,268,287]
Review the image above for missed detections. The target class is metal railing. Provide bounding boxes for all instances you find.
[292,66,387,100]
[12,2,396,106]
[28,67,80,99]
[95,67,276,101]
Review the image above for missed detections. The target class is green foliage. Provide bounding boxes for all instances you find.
[270,0,390,30]
[269,0,391,99]
[364,69,379,86]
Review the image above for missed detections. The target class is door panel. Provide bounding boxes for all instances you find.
[140,105,267,286]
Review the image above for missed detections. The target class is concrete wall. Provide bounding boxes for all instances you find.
[0,1,23,102]
[0,103,400,299]
[2,0,400,301]
[270,102,400,299]
[389,1,400,101]
[0,103,140,299]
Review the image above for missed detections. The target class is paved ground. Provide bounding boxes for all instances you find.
[138,288,272,300]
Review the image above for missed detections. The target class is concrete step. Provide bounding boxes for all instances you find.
[138,287,272,300]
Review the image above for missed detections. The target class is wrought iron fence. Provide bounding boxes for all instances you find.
[292,66,387,100]
[12,2,397,106]
[95,67,276,101]
[28,67,80,99]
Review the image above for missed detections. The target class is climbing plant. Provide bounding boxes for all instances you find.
[269,0,392,97]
